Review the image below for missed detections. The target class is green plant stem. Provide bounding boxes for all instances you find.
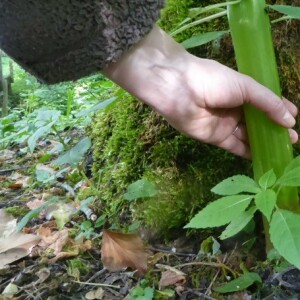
[227,0,299,211]
[227,0,300,251]
[170,11,227,36]
[52,124,68,150]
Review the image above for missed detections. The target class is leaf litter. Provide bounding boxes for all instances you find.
[1,130,300,300]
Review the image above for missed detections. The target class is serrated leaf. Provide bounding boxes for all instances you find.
[185,195,253,229]
[53,137,91,165]
[277,166,300,187]
[211,175,260,195]
[124,179,157,201]
[268,5,300,19]
[284,155,300,173]
[213,272,261,293]
[220,207,256,240]
[270,209,300,269]
[181,31,227,49]
[254,190,276,222]
[259,169,277,190]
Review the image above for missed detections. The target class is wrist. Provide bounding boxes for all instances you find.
[101,25,192,117]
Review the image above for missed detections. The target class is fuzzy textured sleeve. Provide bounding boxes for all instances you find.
[0,0,165,84]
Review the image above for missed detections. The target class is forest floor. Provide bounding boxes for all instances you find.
[1,133,300,300]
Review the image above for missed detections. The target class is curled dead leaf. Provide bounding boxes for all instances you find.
[101,230,149,276]
[159,265,186,289]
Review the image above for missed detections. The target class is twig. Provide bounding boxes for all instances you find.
[0,166,28,174]
[86,268,107,283]
[205,253,228,296]
[149,246,196,257]
[72,280,120,289]
[186,289,217,300]
[174,261,237,277]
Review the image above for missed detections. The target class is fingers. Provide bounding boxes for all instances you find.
[216,125,298,160]
[217,134,251,159]
[289,129,299,144]
[243,76,296,128]
[282,98,298,117]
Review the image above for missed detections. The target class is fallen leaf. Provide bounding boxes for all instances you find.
[7,183,23,189]
[8,172,31,188]
[0,150,15,161]
[0,210,40,268]
[37,228,69,255]
[85,288,104,300]
[1,283,18,298]
[101,230,149,276]
[159,270,186,289]
[26,199,45,210]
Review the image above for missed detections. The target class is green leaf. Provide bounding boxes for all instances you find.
[277,166,300,187]
[254,190,276,221]
[211,175,261,195]
[270,209,300,269]
[259,169,277,190]
[124,179,157,201]
[131,287,154,300]
[35,169,54,183]
[53,137,91,165]
[28,121,55,153]
[2,124,14,134]
[284,155,300,173]
[220,207,256,240]
[75,97,117,117]
[268,5,300,19]
[16,197,59,231]
[213,272,261,293]
[185,194,253,229]
[181,31,227,49]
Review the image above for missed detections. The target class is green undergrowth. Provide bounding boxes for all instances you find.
[90,91,250,238]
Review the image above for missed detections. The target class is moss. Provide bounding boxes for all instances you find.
[5,205,29,218]
[90,91,249,237]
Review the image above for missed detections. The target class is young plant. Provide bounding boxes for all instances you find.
[186,0,300,268]
[186,156,300,269]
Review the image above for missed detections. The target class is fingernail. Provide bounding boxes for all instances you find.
[283,111,295,127]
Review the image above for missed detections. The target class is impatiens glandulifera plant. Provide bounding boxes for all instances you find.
[186,1,300,268]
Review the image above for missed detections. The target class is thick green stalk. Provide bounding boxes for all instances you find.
[227,0,299,211]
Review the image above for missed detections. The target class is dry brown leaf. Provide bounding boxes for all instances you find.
[26,199,45,210]
[37,228,69,255]
[8,183,23,189]
[85,288,104,300]
[159,270,186,289]
[48,239,92,263]
[101,229,149,276]
[8,172,31,188]
[0,209,40,268]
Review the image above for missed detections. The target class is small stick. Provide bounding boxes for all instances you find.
[72,280,120,289]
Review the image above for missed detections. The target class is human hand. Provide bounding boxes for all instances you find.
[163,58,298,158]
[102,25,298,159]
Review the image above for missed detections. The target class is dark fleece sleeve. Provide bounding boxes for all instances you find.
[0,0,165,84]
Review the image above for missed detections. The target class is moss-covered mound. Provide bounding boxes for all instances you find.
[89,0,300,238]
[90,93,249,237]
